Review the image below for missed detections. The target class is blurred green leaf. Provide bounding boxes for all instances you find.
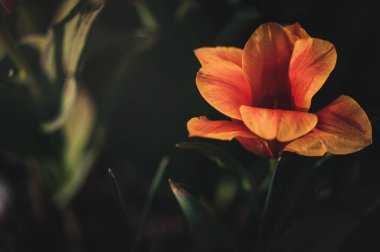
[177,141,251,191]
[62,88,95,169]
[133,0,159,31]
[213,177,238,210]
[59,0,104,76]
[135,157,170,246]
[53,87,103,207]
[21,31,57,82]
[53,0,81,24]
[41,76,77,132]
[22,0,103,82]
[0,16,39,96]
[21,0,103,132]
[174,0,197,20]
[169,179,236,251]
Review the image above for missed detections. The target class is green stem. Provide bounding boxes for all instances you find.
[108,167,134,248]
[108,168,130,223]
[262,157,281,218]
[255,157,281,252]
[135,157,169,247]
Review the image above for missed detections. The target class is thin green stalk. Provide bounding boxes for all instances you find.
[108,167,135,250]
[108,167,131,228]
[262,157,281,218]
[255,157,281,252]
[135,157,169,247]
[270,153,333,240]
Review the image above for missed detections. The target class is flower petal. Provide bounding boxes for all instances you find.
[240,106,318,142]
[236,137,273,158]
[289,38,337,111]
[284,23,310,44]
[242,22,294,109]
[187,116,255,140]
[284,95,372,156]
[194,47,243,67]
[196,61,252,120]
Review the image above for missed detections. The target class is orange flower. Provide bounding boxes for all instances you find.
[0,0,18,14]
[187,22,372,158]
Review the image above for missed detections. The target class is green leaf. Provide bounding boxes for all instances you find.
[174,0,197,20]
[53,0,81,24]
[41,76,77,132]
[169,179,236,251]
[21,32,57,83]
[133,0,159,31]
[58,0,104,76]
[53,87,103,207]
[0,16,39,97]
[213,177,238,210]
[22,0,104,132]
[107,167,133,236]
[135,156,170,245]
[22,0,104,82]
[177,141,251,191]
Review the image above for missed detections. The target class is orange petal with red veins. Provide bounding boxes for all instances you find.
[187,116,255,141]
[289,38,337,111]
[284,95,372,156]
[194,47,243,67]
[243,22,294,109]
[284,23,310,44]
[196,61,252,120]
[236,137,273,158]
[240,106,318,142]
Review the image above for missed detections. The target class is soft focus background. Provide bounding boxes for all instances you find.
[0,0,379,251]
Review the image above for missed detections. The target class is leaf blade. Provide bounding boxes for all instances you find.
[169,179,236,251]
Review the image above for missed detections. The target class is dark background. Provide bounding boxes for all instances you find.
[1,0,380,251]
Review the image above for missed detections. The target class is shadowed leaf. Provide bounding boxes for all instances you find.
[133,0,159,31]
[169,179,236,251]
[135,156,170,245]
[177,141,251,190]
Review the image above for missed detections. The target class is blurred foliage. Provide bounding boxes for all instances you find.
[1,0,104,208]
[0,0,379,251]
[169,178,236,251]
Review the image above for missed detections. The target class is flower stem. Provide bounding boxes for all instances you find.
[255,157,281,252]
[262,157,281,218]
